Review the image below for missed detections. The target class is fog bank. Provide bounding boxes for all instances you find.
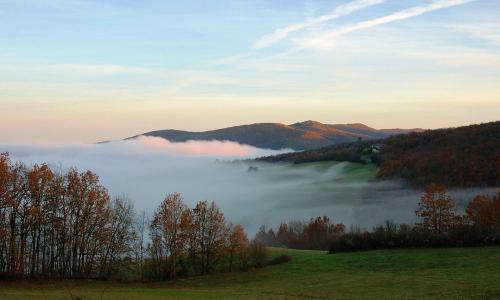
[1,137,495,234]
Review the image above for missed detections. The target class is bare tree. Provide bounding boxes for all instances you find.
[135,210,148,278]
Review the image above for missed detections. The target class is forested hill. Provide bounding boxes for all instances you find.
[126,121,422,150]
[258,121,500,188]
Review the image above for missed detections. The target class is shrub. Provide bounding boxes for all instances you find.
[267,254,292,266]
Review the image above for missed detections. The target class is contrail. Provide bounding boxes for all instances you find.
[253,0,386,49]
[300,0,476,48]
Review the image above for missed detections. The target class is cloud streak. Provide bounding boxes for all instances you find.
[253,0,386,49]
[297,0,476,50]
[449,22,500,46]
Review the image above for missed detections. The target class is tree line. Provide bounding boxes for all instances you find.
[256,184,500,252]
[257,140,373,164]
[0,153,136,279]
[255,216,346,250]
[0,153,266,280]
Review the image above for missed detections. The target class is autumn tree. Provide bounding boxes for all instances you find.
[466,194,494,228]
[227,224,248,271]
[493,191,500,227]
[1,155,254,280]
[466,192,500,229]
[305,216,344,250]
[0,154,135,279]
[415,183,456,234]
[26,163,54,276]
[148,196,250,278]
[276,223,294,247]
[100,197,136,278]
[259,217,345,250]
[66,170,112,277]
[150,193,189,278]
[191,201,228,274]
[1,155,28,276]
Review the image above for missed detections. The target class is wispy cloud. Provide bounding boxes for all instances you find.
[0,63,162,77]
[297,0,476,50]
[406,49,500,68]
[253,0,386,49]
[449,22,500,46]
[55,64,156,75]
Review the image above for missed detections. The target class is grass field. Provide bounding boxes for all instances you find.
[2,246,500,300]
[286,160,377,183]
[338,162,377,182]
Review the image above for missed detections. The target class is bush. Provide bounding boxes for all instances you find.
[267,254,292,266]
[329,222,500,253]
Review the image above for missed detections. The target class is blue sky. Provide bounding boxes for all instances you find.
[1,0,499,142]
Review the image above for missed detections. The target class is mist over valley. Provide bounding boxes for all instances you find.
[2,135,491,235]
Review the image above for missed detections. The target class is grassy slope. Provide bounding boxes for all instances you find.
[2,246,500,300]
[286,160,377,179]
[338,162,377,182]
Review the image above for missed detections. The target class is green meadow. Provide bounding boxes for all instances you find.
[284,160,378,183]
[2,246,500,300]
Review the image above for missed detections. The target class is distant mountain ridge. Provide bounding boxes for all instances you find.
[126,121,424,150]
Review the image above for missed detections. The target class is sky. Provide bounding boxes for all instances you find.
[1,0,499,143]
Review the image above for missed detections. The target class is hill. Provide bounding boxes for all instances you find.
[259,121,500,187]
[126,121,423,150]
[2,246,500,299]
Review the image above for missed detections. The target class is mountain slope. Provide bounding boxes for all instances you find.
[258,121,500,187]
[128,121,423,150]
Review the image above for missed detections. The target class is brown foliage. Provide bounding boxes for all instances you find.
[148,196,250,278]
[227,224,248,271]
[255,216,345,250]
[466,192,500,229]
[260,122,500,187]
[0,153,135,279]
[377,121,500,187]
[150,193,188,278]
[415,183,457,234]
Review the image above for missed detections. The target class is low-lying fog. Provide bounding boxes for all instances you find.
[1,136,494,235]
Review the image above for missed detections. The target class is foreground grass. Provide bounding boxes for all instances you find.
[2,247,500,300]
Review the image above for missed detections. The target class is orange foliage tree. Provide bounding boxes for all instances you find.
[415,183,457,234]
[227,224,248,271]
[0,153,135,279]
[149,196,250,278]
[150,193,189,278]
[466,192,500,229]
